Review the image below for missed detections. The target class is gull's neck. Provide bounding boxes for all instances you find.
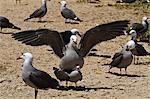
[60,5,66,11]
[22,59,34,71]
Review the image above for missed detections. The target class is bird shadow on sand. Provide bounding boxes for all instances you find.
[88,52,111,58]
[57,86,112,91]
[108,72,146,77]
[26,20,54,23]
[0,32,13,34]
[65,22,79,24]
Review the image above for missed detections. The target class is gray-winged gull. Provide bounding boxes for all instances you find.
[128,30,150,64]
[128,16,149,37]
[53,65,82,87]
[12,20,129,71]
[24,0,49,22]
[60,1,83,23]
[109,40,135,74]
[0,16,21,31]
[17,52,59,99]
[68,66,82,87]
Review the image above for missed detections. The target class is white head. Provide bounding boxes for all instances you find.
[76,66,81,71]
[42,0,47,4]
[142,16,148,21]
[17,52,33,61]
[60,1,67,7]
[70,35,77,44]
[129,30,137,38]
[71,29,79,34]
[70,29,81,37]
[125,40,135,50]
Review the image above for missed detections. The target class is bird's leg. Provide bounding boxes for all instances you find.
[108,66,112,73]
[120,68,122,75]
[38,18,42,22]
[137,57,139,65]
[125,68,127,75]
[34,89,38,99]
[0,27,2,32]
[65,81,68,87]
[133,55,136,64]
[65,19,69,23]
[75,82,77,88]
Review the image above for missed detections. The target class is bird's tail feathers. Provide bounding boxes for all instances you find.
[74,17,83,22]
[12,25,21,30]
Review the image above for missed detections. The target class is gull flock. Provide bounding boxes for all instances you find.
[0,0,150,99]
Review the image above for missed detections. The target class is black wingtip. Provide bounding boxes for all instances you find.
[24,17,30,21]
[75,17,83,22]
[13,25,21,30]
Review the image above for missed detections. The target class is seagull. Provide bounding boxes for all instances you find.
[12,20,129,71]
[60,1,83,23]
[24,0,49,22]
[17,52,59,99]
[116,0,136,3]
[128,16,149,37]
[0,16,21,32]
[68,66,82,87]
[128,30,150,64]
[109,40,135,74]
[53,66,82,87]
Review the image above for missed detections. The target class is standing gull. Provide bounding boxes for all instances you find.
[128,30,150,64]
[128,16,149,37]
[60,1,83,23]
[24,0,49,22]
[12,20,129,71]
[0,16,21,32]
[109,40,135,74]
[17,52,59,99]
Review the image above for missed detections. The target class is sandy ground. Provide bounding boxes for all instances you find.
[0,0,150,99]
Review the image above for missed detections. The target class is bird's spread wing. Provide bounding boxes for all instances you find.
[136,44,149,55]
[12,29,65,58]
[60,31,72,45]
[110,52,123,66]
[79,20,130,57]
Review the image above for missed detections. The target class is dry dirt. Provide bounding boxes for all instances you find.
[0,0,150,99]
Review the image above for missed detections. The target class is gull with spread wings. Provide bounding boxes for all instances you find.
[12,20,129,71]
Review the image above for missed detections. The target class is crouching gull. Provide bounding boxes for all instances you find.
[17,52,59,99]
[24,0,49,22]
[128,30,150,64]
[12,20,129,71]
[127,16,149,37]
[53,66,82,87]
[109,40,135,74]
[0,16,21,32]
[60,1,83,23]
